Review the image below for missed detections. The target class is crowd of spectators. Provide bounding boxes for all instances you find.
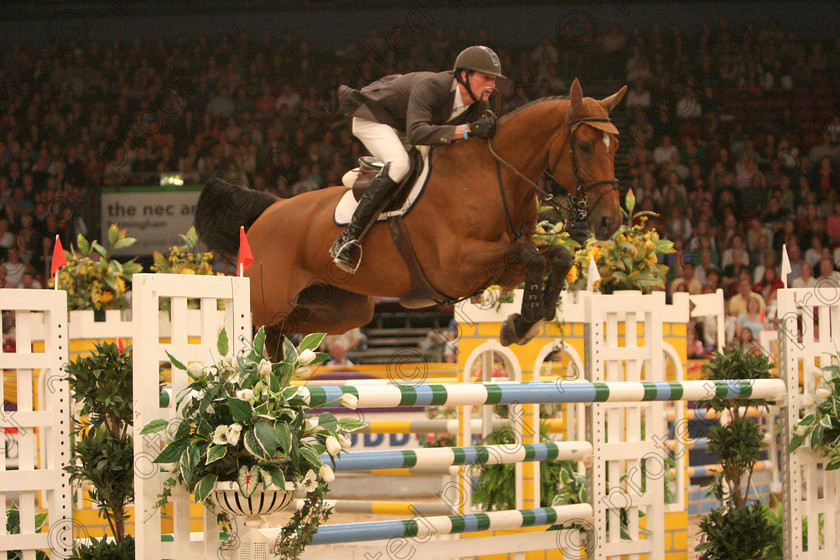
[1,17,840,356]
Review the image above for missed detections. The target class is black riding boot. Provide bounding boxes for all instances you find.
[330,164,400,273]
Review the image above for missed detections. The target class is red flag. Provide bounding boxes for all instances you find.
[238,226,253,275]
[51,235,67,278]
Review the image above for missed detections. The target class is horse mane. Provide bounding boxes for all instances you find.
[498,95,569,125]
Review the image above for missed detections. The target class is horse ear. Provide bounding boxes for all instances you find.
[601,85,628,113]
[569,78,584,118]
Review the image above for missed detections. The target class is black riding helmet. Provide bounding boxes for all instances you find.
[453,45,505,103]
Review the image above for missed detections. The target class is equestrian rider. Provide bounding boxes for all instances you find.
[330,45,504,273]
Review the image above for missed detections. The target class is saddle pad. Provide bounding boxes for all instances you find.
[333,148,432,226]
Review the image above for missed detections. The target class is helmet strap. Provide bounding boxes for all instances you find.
[455,70,480,104]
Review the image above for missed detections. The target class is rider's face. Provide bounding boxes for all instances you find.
[468,72,497,101]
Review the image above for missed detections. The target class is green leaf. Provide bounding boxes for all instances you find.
[800,413,816,426]
[269,468,286,489]
[108,224,120,247]
[194,473,217,503]
[243,431,267,459]
[283,337,298,362]
[237,465,260,498]
[318,412,338,431]
[827,456,840,471]
[76,234,90,255]
[92,242,108,258]
[275,423,292,453]
[180,445,201,487]
[789,433,806,452]
[226,396,253,422]
[217,328,229,356]
[165,350,187,372]
[206,445,227,465]
[299,446,322,469]
[253,327,266,359]
[255,420,280,456]
[112,237,136,250]
[141,419,170,434]
[154,440,188,464]
[337,418,367,432]
[299,333,326,353]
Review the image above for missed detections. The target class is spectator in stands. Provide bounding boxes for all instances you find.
[15,267,42,289]
[324,338,354,367]
[818,257,840,283]
[792,262,817,289]
[735,296,766,341]
[671,261,703,295]
[729,278,766,318]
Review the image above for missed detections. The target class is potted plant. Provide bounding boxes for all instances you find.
[695,347,779,559]
[538,189,673,294]
[789,353,840,470]
[151,226,224,311]
[51,225,143,315]
[141,328,365,558]
[64,341,139,559]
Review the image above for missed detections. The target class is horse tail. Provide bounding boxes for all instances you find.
[194,177,278,258]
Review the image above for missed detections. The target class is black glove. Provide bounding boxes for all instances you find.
[468,115,496,139]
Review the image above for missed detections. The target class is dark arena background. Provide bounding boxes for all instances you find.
[1,1,839,558]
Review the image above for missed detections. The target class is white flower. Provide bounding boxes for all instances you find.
[258,359,272,376]
[340,393,359,409]
[227,423,242,446]
[221,355,237,372]
[301,469,318,492]
[212,425,229,445]
[205,366,218,379]
[298,349,316,366]
[801,393,817,409]
[236,389,254,402]
[795,423,810,436]
[319,464,335,483]
[295,366,313,379]
[338,433,352,449]
[187,362,205,379]
[325,436,341,456]
[185,388,205,405]
[297,387,311,405]
[816,386,832,403]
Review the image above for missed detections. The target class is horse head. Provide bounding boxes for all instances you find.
[547,79,627,240]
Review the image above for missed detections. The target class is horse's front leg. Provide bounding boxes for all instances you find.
[541,245,573,322]
[500,243,547,347]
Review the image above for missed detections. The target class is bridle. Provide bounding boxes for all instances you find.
[486,111,619,240]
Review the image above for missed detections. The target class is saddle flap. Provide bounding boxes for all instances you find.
[351,150,423,212]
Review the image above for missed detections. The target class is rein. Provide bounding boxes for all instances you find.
[486,112,619,240]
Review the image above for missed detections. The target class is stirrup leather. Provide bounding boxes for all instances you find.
[330,237,363,274]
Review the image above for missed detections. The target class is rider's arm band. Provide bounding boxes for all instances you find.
[461,125,469,139]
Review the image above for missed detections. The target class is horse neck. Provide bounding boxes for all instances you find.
[489,99,568,209]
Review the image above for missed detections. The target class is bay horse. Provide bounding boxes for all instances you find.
[195,79,626,356]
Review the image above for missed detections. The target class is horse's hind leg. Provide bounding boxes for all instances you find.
[500,243,547,346]
[542,245,573,322]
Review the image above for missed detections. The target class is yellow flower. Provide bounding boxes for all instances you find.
[100,291,114,304]
[117,278,126,294]
[180,268,196,274]
[566,265,579,284]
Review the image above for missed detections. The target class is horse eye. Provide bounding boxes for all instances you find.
[578,142,593,154]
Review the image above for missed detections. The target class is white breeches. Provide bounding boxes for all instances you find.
[351,117,411,182]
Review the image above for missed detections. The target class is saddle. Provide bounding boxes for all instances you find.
[337,147,452,308]
[342,149,423,212]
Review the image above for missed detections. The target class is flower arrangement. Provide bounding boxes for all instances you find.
[536,190,673,294]
[141,328,365,557]
[50,225,143,311]
[416,406,456,448]
[151,226,222,277]
[789,355,840,470]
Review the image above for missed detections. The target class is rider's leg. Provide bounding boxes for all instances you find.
[331,118,410,273]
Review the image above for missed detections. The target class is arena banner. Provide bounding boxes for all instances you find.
[101,185,203,255]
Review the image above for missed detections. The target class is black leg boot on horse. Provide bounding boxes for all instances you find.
[330,163,400,274]
[500,243,549,346]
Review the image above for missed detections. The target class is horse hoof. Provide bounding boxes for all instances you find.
[500,315,519,347]
[519,320,545,345]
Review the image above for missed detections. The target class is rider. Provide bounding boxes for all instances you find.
[330,45,504,273]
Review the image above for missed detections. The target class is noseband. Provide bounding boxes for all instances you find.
[487,113,619,239]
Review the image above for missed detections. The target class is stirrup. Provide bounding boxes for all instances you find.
[331,238,363,274]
